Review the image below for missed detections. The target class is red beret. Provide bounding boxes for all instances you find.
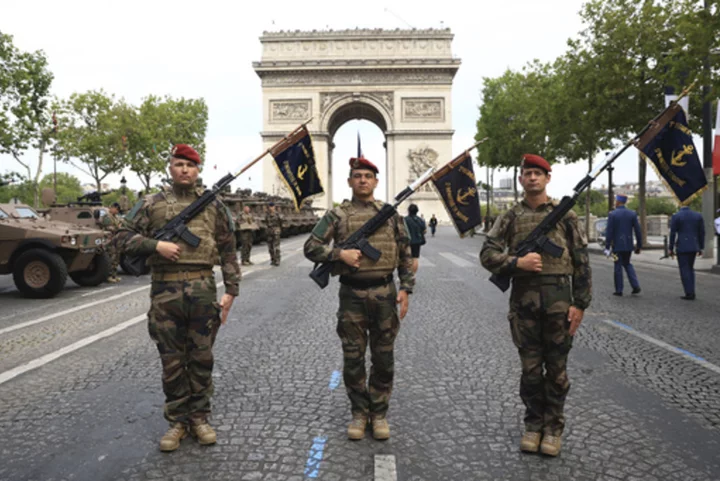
[521,153,551,173]
[349,156,378,174]
[171,144,201,165]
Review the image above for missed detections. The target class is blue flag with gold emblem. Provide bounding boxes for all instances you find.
[431,151,482,237]
[270,126,324,210]
[636,103,707,205]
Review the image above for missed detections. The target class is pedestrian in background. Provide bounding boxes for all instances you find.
[480,153,591,457]
[404,204,426,275]
[669,205,705,300]
[429,214,438,237]
[605,194,642,296]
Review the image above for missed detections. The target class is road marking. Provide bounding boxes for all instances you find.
[303,436,327,478]
[81,287,115,297]
[374,455,398,481]
[0,269,262,386]
[0,285,150,336]
[297,258,313,268]
[602,320,720,375]
[439,252,474,268]
[419,257,435,267]
[464,251,479,259]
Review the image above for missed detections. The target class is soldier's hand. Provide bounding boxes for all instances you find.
[517,253,542,272]
[339,249,362,268]
[568,306,584,336]
[219,293,235,325]
[156,241,182,262]
[396,289,409,320]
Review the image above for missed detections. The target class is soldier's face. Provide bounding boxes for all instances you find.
[169,158,199,187]
[243,206,250,214]
[348,169,378,197]
[519,167,550,194]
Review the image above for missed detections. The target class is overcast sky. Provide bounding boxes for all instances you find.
[2,0,682,202]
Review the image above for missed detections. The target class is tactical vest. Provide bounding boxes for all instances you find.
[332,200,399,277]
[508,201,574,276]
[148,186,219,268]
[238,213,258,231]
[265,213,282,233]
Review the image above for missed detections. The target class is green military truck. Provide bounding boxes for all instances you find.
[0,203,110,298]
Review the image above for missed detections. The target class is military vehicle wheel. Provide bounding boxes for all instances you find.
[119,254,150,275]
[70,251,111,286]
[13,248,68,298]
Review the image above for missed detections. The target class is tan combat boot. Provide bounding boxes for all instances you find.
[519,431,542,453]
[191,422,217,445]
[159,423,187,452]
[371,417,390,440]
[540,434,562,456]
[347,414,368,440]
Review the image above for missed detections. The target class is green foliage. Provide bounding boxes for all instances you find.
[0,30,55,206]
[627,196,679,216]
[102,189,138,209]
[38,172,83,205]
[0,181,35,204]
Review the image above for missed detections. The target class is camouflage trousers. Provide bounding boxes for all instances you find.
[336,282,400,418]
[147,275,221,425]
[239,231,253,263]
[105,235,119,279]
[508,276,573,435]
[266,230,281,264]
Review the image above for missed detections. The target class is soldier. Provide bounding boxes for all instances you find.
[604,194,642,296]
[304,155,415,441]
[480,154,591,457]
[238,205,258,266]
[114,144,240,452]
[669,205,705,300]
[100,202,122,283]
[265,202,284,266]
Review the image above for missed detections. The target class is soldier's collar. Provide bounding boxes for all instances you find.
[520,197,555,210]
[351,196,378,208]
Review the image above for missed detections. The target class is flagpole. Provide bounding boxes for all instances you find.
[431,137,489,181]
[231,118,314,179]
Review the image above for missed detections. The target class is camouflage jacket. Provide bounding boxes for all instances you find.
[303,198,415,292]
[100,212,121,233]
[114,184,241,296]
[265,212,283,233]
[480,198,592,310]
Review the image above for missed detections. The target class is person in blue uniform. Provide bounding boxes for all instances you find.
[604,194,642,296]
[669,206,705,300]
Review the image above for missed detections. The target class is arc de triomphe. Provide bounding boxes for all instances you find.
[253,28,461,220]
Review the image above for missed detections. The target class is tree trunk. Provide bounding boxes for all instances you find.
[585,150,593,241]
[638,153,647,248]
[33,139,46,208]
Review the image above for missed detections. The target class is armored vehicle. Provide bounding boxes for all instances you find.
[0,203,110,298]
[219,188,320,247]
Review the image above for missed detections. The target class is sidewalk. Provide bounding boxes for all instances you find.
[475,231,720,274]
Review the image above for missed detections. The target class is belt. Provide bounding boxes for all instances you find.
[152,269,214,282]
[512,275,569,287]
[339,274,393,289]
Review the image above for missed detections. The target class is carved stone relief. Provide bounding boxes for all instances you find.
[407,145,440,193]
[402,98,444,121]
[262,71,454,87]
[320,91,394,118]
[270,100,311,123]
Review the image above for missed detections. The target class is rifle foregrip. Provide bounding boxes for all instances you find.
[489,273,511,292]
[360,243,381,261]
[309,262,333,289]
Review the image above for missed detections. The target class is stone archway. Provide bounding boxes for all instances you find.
[253,28,461,221]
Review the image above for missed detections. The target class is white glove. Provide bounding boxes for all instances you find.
[603,249,611,257]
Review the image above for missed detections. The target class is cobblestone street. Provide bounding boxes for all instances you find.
[1,229,719,481]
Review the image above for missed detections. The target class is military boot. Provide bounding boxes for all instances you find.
[159,423,187,452]
[519,431,542,453]
[191,422,217,445]
[347,414,368,440]
[540,434,562,456]
[371,417,390,440]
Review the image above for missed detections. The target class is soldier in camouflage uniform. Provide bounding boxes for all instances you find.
[304,155,415,441]
[115,144,240,452]
[265,202,284,266]
[238,205,258,266]
[100,202,122,283]
[480,154,591,457]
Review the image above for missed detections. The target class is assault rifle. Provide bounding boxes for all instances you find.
[309,167,435,289]
[488,82,695,292]
[124,122,312,276]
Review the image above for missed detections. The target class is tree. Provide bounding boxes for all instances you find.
[0,31,55,207]
[38,172,84,206]
[125,95,208,190]
[54,90,128,193]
